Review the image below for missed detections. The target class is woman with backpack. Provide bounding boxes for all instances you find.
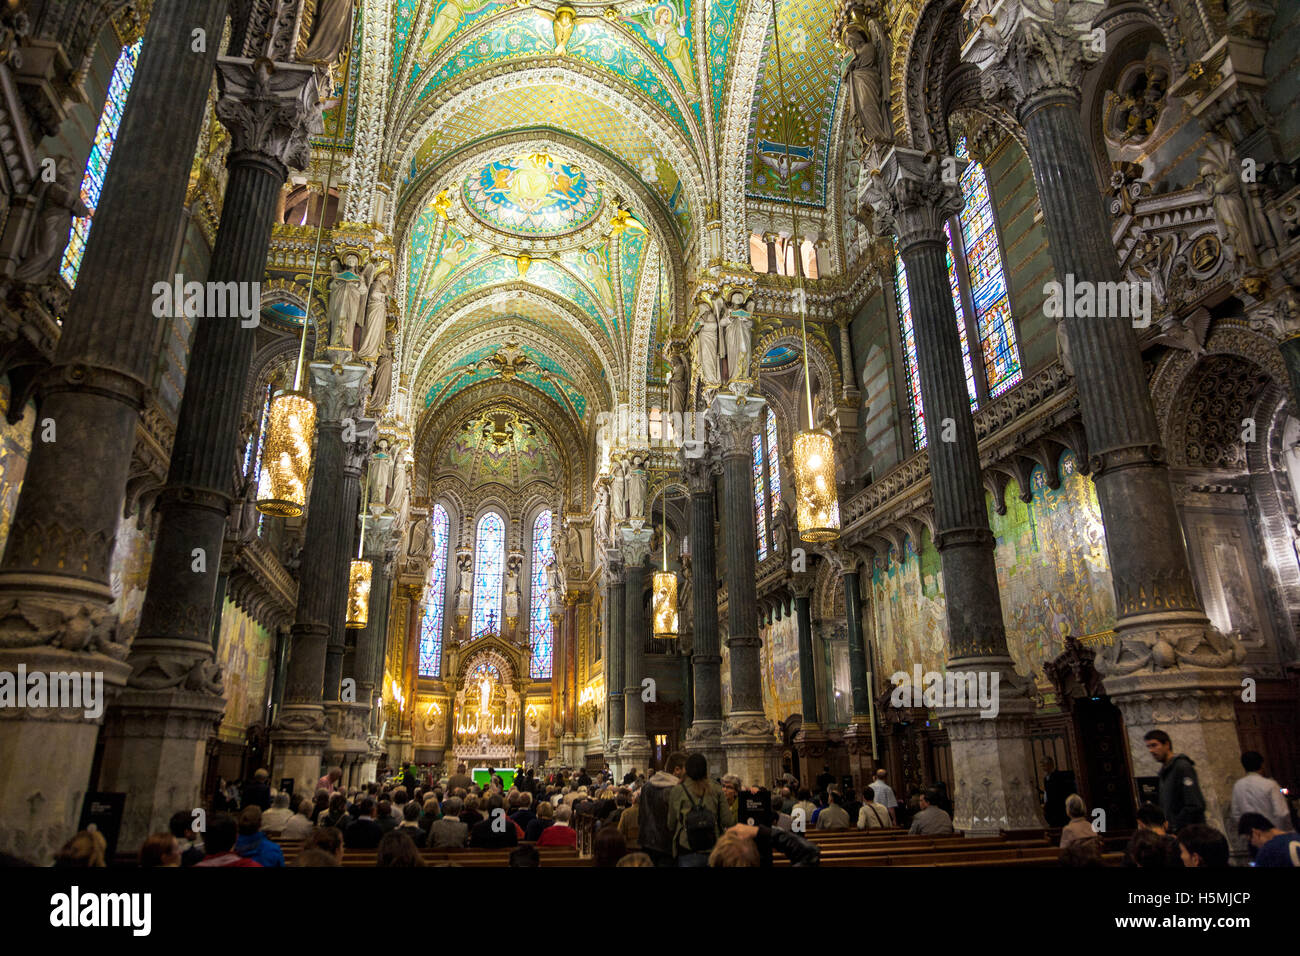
[665,753,737,866]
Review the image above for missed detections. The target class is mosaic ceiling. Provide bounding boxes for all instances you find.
[436,408,562,490]
[382,0,846,443]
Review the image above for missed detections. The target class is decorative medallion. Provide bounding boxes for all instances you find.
[463,152,602,237]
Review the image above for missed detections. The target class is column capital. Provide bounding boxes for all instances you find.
[601,556,625,587]
[864,146,966,249]
[684,454,716,494]
[215,57,324,174]
[344,418,378,478]
[706,390,765,458]
[790,572,817,599]
[959,0,1106,118]
[620,527,654,569]
[362,513,398,559]
[310,362,368,424]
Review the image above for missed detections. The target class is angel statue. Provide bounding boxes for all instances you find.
[841,14,892,151]
[357,268,391,361]
[327,253,374,357]
[14,156,88,284]
[538,4,598,56]
[692,295,722,386]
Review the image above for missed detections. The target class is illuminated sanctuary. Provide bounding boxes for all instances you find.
[0,0,1296,865]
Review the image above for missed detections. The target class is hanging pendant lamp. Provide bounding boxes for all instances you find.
[652,489,678,639]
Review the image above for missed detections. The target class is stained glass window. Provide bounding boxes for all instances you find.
[419,504,449,677]
[893,246,926,448]
[529,509,554,679]
[753,433,768,561]
[765,407,782,521]
[60,38,143,288]
[956,137,1022,397]
[943,222,979,410]
[245,385,272,536]
[471,511,505,638]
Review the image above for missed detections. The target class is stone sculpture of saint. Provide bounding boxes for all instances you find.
[370,328,395,411]
[367,439,394,510]
[358,268,390,361]
[694,298,722,386]
[722,293,754,383]
[565,520,582,568]
[408,515,429,557]
[327,254,373,355]
[610,461,628,523]
[1200,140,1262,270]
[15,156,88,284]
[302,0,355,63]
[593,485,610,547]
[842,18,892,148]
[389,454,409,516]
[668,349,690,416]
[627,457,647,520]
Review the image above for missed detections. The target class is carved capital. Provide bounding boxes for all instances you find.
[215,57,324,174]
[363,513,398,559]
[309,362,368,425]
[706,391,765,458]
[960,0,1106,117]
[343,418,378,477]
[865,147,966,249]
[685,455,715,494]
[619,528,654,568]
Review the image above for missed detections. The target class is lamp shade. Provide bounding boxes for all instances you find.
[652,569,678,639]
[256,390,317,517]
[794,429,840,542]
[346,559,372,629]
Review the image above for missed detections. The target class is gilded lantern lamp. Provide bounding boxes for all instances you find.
[794,428,840,542]
[256,390,316,517]
[652,490,678,638]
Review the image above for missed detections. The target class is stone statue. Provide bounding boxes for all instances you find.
[456,552,474,613]
[408,515,430,557]
[505,559,521,620]
[389,453,409,515]
[722,293,754,383]
[610,461,628,522]
[694,298,722,386]
[667,348,690,417]
[565,521,583,568]
[593,484,610,546]
[367,439,394,510]
[547,556,565,614]
[327,254,373,355]
[1200,140,1262,270]
[627,456,647,520]
[841,17,892,149]
[357,268,390,361]
[370,329,395,411]
[302,0,355,63]
[14,156,88,284]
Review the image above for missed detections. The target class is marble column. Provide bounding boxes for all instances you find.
[0,0,228,864]
[561,591,581,766]
[683,453,725,773]
[270,362,367,798]
[791,572,827,794]
[325,418,375,699]
[963,0,1243,830]
[868,147,1042,833]
[604,556,625,771]
[619,528,653,775]
[97,55,322,854]
[839,558,876,790]
[710,391,778,787]
[353,513,394,784]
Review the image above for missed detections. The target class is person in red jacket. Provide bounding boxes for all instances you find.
[536,804,578,847]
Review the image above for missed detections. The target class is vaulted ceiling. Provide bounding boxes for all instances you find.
[375,0,848,507]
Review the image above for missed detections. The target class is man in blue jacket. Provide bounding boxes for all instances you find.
[234,806,285,866]
[1144,729,1206,832]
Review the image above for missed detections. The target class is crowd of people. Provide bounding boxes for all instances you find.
[25,728,1299,868]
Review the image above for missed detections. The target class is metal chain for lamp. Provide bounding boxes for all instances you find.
[770,0,840,542]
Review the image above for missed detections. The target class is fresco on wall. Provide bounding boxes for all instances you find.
[215,598,272,743]
[989,451,1115,685]
[0,379,35,553]
[108,518,154,647]
[758,612,801,725]
[867,451,1114,690]
[869,532,948,678]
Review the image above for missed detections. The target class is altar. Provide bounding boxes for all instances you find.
[451,648,525,766]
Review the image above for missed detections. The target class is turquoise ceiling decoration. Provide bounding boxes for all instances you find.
[746,0,842,208]
[424,339,590,420]
[463,152,602,236]
[762,344,800,369]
